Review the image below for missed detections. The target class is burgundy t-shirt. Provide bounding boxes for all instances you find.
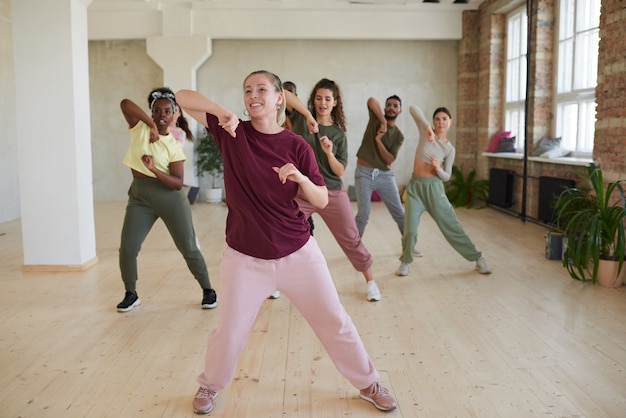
[206,113,325,259]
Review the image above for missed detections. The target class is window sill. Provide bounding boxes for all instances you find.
[482,152,592,167]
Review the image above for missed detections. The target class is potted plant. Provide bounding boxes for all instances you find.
[445,165,489,208]
[195,131,224,203]
[553,163,626,287]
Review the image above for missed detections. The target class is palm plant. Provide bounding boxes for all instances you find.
[554,163,626,283]
[445,165,489,208]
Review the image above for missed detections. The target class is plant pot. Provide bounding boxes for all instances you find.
[545,231,563,260]
[205,188,223,203]
[596,259,626,288]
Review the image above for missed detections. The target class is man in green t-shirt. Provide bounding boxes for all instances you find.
[354,95,406,238]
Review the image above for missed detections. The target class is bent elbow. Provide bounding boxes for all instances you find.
[315,191,329,209]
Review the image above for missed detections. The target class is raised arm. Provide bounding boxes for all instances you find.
[409,105,434,142]
[284,90,318,134]
[120,98,159,142]
[367,97,387,134]
[175,89,239,137]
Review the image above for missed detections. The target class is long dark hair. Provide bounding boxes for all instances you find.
[307,78,346,131]
[176,106,193,141]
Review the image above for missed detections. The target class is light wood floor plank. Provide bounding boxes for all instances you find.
[1,201,625,417]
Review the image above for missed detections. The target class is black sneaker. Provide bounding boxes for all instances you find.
[117,291,141,312]
[202,288,218,309]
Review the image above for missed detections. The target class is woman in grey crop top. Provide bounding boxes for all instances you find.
[396,105,492,277]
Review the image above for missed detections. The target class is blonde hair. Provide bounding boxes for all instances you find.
[243,70,286,126]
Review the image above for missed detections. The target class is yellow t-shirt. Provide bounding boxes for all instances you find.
[122,121,186,177]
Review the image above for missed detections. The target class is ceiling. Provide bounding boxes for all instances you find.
[87,0,487,41]
[89,0,486,12]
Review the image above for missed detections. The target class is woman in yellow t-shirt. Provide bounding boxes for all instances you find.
[116,87,217,313]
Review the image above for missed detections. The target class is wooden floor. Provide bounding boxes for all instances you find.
[1,201,625,418]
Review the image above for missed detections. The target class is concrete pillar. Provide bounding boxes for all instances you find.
[147,35,212,189]
[11,0,97,270]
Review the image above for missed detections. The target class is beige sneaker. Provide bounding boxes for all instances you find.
[359,381,397,411]
[475,256,492,274]
[192,387,218,414]
[396,262,410,276]
[366,280,381,302]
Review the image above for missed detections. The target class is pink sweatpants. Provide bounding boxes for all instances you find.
[296,188,373,272]
[197,237,379,392]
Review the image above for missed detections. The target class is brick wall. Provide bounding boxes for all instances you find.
[458,0,626,221]
[595,0,626,179]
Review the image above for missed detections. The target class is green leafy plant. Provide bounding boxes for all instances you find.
[445,165,489,208]
[195,132,223,189]
[553,163,626,283]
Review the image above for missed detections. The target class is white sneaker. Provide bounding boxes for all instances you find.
[396,262,410,276]
[412,247,423,257]
[366,281,381,302]
[475,256,492,274]
[268,290,281,299]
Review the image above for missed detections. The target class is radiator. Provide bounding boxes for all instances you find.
[538,176,575,224]
[488,168,514,208]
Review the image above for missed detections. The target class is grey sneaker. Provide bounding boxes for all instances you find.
[366,280,381,301]
[192,387,218,414]
[475,256,492,274]
[412,247,424,257]
[268,290,281,299]
[360,381,397,411]
[396,262,410,276]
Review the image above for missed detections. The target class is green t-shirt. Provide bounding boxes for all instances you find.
[356,108,404,170]
[289,110,348,190]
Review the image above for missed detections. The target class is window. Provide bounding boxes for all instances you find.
[505,7,528,151]
[555,0,600,154]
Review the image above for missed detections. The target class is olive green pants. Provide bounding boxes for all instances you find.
[400,175,481,264]
[119,177,211,292]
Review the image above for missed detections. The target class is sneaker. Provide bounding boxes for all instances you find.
[475,256,492,274]
[192,387,218,414]
[268,290,281,299]
[412,247,424,257]
[396,262,410,276]
[117,291,141,312]
[360,381,397,411]
[366,281,381,302]
[201,288,218,309]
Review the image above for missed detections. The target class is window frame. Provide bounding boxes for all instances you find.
[554,0,600,156]
[504,6,528,153]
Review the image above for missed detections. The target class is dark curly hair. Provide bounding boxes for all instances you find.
[307,78,346,132]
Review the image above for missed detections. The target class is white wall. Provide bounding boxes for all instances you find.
[0,0,20,222]
[1,1,462,222]
[199,40,459,190]
[88,38,459,201]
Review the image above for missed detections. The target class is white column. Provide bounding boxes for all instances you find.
[147,35,212,189]
[11,0,97,270]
